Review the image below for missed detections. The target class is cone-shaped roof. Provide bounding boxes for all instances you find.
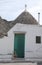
[9,11,38,27]
[0,11,39,38]
[0,17,10,38]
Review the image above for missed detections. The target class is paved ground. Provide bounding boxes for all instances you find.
[0,63,37,65]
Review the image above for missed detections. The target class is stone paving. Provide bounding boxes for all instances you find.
[0,63,37,65]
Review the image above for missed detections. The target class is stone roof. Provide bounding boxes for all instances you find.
[0,17,10,38]
[0,11,39,38]
[9,11,38,28]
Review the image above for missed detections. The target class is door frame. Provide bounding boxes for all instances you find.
[13,31,26,58]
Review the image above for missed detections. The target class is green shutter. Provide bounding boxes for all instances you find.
[14,34,25,58]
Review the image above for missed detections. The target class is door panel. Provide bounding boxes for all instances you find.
[14,34,25,58]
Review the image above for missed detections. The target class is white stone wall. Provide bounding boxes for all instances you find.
[0,23,42,59]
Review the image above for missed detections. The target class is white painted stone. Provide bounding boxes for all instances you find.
[0,23,42,61]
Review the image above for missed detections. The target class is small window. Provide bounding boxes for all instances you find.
[36,36,41,44]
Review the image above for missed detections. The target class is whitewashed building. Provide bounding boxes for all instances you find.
[0,10,42,62]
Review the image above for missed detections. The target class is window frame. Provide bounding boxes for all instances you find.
[36,36,41,44]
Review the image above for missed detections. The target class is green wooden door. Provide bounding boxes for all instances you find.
[14,34,25,58]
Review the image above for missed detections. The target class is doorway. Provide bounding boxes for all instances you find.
[14,34,25,58]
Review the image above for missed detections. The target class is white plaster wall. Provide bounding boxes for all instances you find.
[25,26,42,58]
[0,35,14,54]
[0,23,42,59]
[12,23,42,58]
